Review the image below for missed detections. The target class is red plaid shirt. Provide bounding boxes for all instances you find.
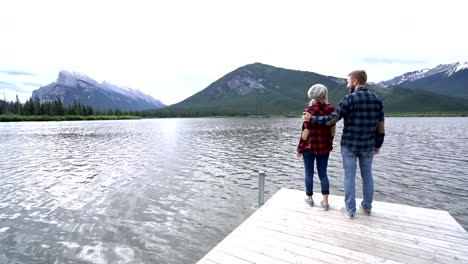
[297,102,336,155]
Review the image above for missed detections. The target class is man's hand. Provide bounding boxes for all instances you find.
[302,112,311,122]
[296,152,302,158]
[374,148,380,155]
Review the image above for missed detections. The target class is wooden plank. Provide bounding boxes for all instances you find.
[231,226,401,264]
[252,195,468,262]
[276,189,464,229]
[215,243,293,264]
[312,192,450,219]
[271,189,468,235]
[248,216,467,263]
[255,206,468,249]
[197,258,218,264]
[243,221,437,263]
[202,250,253,264]
[218,231,357,264]
[256,207,466,244]
[369,201,450,218]
[257,189,468,246]
[197,188,468,264]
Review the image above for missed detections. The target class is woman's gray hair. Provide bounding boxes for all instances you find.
[307,84,328,105]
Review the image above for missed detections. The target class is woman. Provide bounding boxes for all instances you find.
[296,84,336,210]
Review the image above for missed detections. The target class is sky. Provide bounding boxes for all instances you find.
[1,0,467,105]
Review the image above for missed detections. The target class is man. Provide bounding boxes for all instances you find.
[302,70,385,219]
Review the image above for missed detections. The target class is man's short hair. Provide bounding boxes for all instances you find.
[348,70,367,85]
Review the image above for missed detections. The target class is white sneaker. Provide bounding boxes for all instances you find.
[341,207,354,219]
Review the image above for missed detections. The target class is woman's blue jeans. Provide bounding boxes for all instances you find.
[302,150,330,196]
[341,146,374,215]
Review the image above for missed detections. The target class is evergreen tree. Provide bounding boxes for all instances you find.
[42,102,54,116]
[14,95,21,115]
[0,96,138,119]
[7,101,15,113]
[86,106,94,116]
[33,97,42,115]
[55,98,64,116]
[81,105,88,116]
[23,97,35,115]
[73,101,82,115]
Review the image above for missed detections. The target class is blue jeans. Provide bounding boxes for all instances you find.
[302,150,330,196]
[341,146,374,215]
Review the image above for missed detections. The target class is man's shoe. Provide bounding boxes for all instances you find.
[305,199,314,207]
[359,204,371,216]
[341,207,354,219]
[321,201,330,211]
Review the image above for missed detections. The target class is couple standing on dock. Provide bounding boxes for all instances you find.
[296,70,385,219]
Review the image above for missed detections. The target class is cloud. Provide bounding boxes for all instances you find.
[1,0,467,104]
[0,81,16,89]
[23,82,43,87]
[0,81,29,93]
[363,58,429,65]
[0,70,36,76]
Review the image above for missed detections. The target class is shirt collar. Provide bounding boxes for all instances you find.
[355,86,368,92]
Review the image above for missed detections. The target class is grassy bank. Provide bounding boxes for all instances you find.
[0,115,141,122]
[283,112,468,118]
[3,112,466,121]
[385,112,468,117]
[247,112,468,118]
[144,112,468,118]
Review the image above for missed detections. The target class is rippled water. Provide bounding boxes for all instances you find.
[0,117,467,263]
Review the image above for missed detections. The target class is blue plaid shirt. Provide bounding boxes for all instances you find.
[310,87,384,152]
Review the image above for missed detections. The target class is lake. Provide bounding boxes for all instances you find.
[0,117,467,263]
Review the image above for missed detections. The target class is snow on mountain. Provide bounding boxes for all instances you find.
[378,61,468,87]
[57,70,100,87]
[33,70,166,111]
[448,61,468,76]
[100,81,161,104]
[57,70,161,104]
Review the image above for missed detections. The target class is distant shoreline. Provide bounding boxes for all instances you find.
[382,112,468,117]
[0,115,141,122]
[142,112,468,118]
[2,112,467,122]
[242,112,468,118]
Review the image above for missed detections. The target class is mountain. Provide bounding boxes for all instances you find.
[166,63,348,115]
[32,71,165,111]
[162,63,468,115]
[378,62,468,97]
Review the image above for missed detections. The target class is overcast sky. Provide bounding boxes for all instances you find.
[1,0,467,105]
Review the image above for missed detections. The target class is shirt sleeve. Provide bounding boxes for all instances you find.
[303,107,312,129]
[297,122,307,154]
[378,101,385,121]
[310,96,349,124]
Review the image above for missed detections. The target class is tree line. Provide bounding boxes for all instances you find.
[0,96,139,117]
[0,96,229,119]
[0,96,268,119]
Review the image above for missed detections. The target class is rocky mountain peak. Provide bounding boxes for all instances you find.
[32,70,166,111]
[378,61,468,87]
[56,70,98,87]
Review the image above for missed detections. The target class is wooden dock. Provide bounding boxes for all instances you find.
[197,188,468,264]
